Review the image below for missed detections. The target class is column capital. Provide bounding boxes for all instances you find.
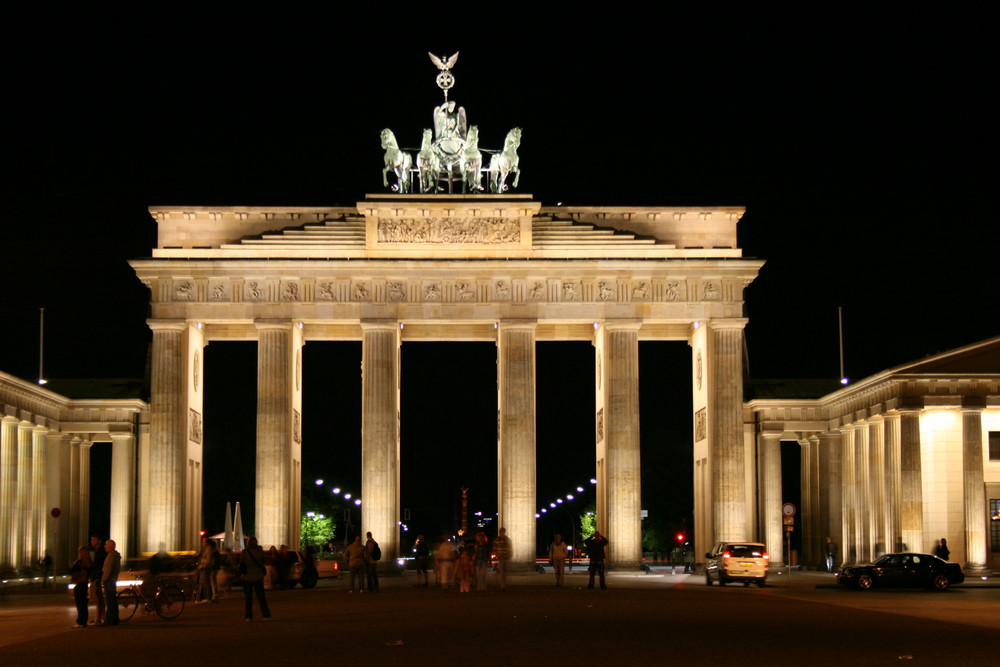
[147,319,187,332]
[961,396,987,411]
[360,319,401,331]
[598,319,642,332]
[707,317,748,331]
[254,319,295,332]
[497,319,538,330]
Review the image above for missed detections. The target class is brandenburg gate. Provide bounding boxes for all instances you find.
[130,196,763,566]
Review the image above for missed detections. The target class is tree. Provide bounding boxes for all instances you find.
[580,509,596,542]
[300,512,336,548]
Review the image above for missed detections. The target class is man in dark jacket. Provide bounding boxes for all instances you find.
[240,536,271,621]
[89,534,107,625]
[585,530,609,590]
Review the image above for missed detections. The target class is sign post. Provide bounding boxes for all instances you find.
[782,503,796,580]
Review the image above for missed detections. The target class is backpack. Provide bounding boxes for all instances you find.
[371,542,382,561]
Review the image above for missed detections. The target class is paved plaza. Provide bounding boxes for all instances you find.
[2,570,999,665]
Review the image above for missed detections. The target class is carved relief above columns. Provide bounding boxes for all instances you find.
[497,321,537,568]
[255,320,303,549]
[361,321,400,566]
[961,400,988,572]
[595,321,642,568]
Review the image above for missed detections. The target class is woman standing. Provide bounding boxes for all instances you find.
[69,546,92,628]
[240,537,271,621]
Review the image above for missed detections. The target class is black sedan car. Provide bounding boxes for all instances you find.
[837,553,964,591]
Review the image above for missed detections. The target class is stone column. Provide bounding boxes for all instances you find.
[868,418,886,557]
[31,425,48,563]
[79,442,92,547]
[361,322,400,564]
[802,436,821,567]
[256,321,303,548]
[110,433,136,559]
[498,321,536,568]
[840,427,855,564]
[49,432,72,572]
[595,321,642,568]
[883,413,902,551]
[818,431,842,567]
[709,319,748,543]
[853,421,872,562]
[961,402,987,571]
[1,416,19,570]
[899,407,923,553]
[17,420,35,569]
[758,430,783,565]
[68,438,82,558]
[147,321,187,552]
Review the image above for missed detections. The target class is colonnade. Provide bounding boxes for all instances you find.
[144,316,748,569]
[756,400,991,571]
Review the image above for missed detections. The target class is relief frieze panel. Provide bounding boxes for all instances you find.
[377,217,520,244]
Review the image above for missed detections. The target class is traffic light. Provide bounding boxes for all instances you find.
[676,532,685,544]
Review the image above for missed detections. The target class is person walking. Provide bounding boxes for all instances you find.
[240,536,271,621]
[585,530,609,590]
[88,534,107,626]
[825,537,839,572]
[474,532,490,592]
[365,532,381,593]
[344,536,368,592]
[102,539,121,625]
[549,533,569,587]
[69,546,92,628]
[494,527,512,592]
[413,535,429,587]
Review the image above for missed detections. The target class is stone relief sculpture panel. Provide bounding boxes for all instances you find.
[664,281,681,302]
[596,408,604,444]
[598,281,616,301]
[193,350,200,391]
[562,281,580,301]
[189,408,203,444]
[494,280,510,300]
[694,408,706,442]
[423,282,441,300]
[703,281,720,300]
[387,281,407,302]
[293,409,302,444]
[696,349,703,390]
[352,282,371,301]
[210,282,229,301]
[246,281,267,302]
[281,282,300,301]
[376,217,519,244]
[174,281,195,301]
[631,281,649,300]
[529,282,545,300]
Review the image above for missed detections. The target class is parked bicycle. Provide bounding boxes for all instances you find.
[118,571,185,621]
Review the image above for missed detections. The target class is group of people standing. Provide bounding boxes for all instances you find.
[68,533,121,628]
[343,531,383,593]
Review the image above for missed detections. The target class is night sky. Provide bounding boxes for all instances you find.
[2,16,993,550]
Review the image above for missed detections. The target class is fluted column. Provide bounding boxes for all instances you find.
[256,321,302,548]
[961,404,987,571]
[1,416,19,569]
[17,421,35,569]
[868,418,886,557]
[595,322,641,568]
[899,408,923,553]
[853,421,871,562]
[759,431,783,565]
[110,433,136,559]
[50,432,72,571]
[68,438,82,556]
[498,321,536,568]
[31,426,48,563]
[709,319,747,543]
[840,427,855,564]
[79,442,92,547]
[883,413,902,551]
[361,322,400,564]
[818,431,842,566]
[802,436,821,567]
[147,321,186,551]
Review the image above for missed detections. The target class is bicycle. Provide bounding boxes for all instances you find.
[117,571,186,621]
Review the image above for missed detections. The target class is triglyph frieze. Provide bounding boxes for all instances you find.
[376,217,519,244]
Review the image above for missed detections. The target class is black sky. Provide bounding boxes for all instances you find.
[2,14,994,547]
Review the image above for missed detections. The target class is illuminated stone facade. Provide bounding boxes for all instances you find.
[130,195,763,566]
[747,337,1000,571]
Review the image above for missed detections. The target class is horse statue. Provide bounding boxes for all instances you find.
[489,127,522,193]
[380,128,412,193]
[461,125,483,193]
[417,128,441,193]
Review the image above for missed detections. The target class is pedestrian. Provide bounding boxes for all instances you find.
[458,541,473,593]
[69,546,92,628]
[494,527,512,592]
[365,531,381,592]
[935,538,950,561]
[344,536,368,592]
[434,537,457,590]
[585,530,608,590]
[413,535,429,587]
[197,539,221,602]
[39,550,52,587]
[265,545,278,590]
[103,539,121,625]
[549,533,569,587]
[88,533,107,625]
[825,537,839,572]
[240,537,271,621]
[474,532,490,592]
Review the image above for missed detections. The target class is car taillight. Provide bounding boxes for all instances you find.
[763,553,769,560]
[334,562,339,570]
[723,551,731,559]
